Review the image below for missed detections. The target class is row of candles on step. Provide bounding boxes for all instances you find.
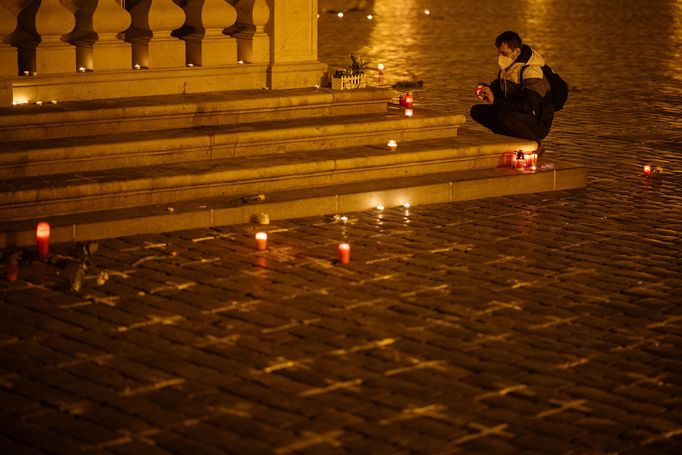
[512,151,539,172]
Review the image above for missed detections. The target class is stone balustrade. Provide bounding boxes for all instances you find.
[0,0,326,105]
[0,0,265,75]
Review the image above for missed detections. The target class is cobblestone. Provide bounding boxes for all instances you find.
[1,0,682,453]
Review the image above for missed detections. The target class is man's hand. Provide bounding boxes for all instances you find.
[480,86,494,104]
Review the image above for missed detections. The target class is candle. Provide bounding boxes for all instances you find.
[643,164,652,176]
[404,108,414,118]
[399,93,406,106]
[530,153,538,171]
[377,63,384,84]
[78,66,86,72]
[6,262,18,282]
[523,152,531,166]
[255,232,267,251]
[36,222,50,258]
[133,64,140,70]
[338,243,351,264]
[387,139,398,151]
[515,151,525,171]
[404,93,414,108]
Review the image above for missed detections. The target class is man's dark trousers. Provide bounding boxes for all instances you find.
[470,104,548,143]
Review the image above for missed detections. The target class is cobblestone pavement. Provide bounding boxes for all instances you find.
[1,0,681,453]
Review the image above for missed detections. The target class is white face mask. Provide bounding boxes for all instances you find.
[498,54,515,70]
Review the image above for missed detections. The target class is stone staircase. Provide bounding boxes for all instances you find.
[0,87,586,248]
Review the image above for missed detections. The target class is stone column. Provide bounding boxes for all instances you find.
[180,0,237,67]
[266,0,325,88]
[0,4,18,76]
[35,0,76,74]
[91,0,131,70]
[126,0,185,68]
[229,0,269,64]
[269,0,316,64]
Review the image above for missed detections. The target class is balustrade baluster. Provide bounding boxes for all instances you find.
[35,0,76,74]
[230,0,269,63]
[126,0,184,68]
[0,4,18,75]
[180,0,237,67]
[91,0,131,70]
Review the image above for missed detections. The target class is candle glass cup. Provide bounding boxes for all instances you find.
[255,232,268,251]
[338,243,351,264]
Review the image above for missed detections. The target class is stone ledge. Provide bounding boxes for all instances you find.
[0,110,466,178]
[0,87,395,141]
[0,160,587,249]
[0,133,534,220]
[0,62,328,107]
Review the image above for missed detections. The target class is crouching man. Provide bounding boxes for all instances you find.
[471,31,553,157]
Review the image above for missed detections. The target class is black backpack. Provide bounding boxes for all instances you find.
[521,64,569,111]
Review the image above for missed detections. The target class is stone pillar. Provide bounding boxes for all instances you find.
[230,0,269,64]
[269,0,316,63]
[91,0,131,70]
[126,0,184,68]
[35,0,76,74]
[0,4,18,76]
[180,0,237,67]
[267,0,325,88]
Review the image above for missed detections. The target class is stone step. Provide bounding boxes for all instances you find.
[0,87,394,142]
[0,157,587,249]
[0,108,465,178]
[0,132,535,221]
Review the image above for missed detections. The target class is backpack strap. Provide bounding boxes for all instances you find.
[520,65,528,88]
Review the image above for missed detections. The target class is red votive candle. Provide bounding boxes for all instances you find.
[36,222,50,258]
[6,262,18,281]
[515,151,526,171]
[338,243,351,264]
[404,108,414,118]
[255,232,267,251]
[643,164,652,176]
[530,153,538,171]
[405,93,414,108]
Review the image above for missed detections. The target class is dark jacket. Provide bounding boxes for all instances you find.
[490,44,554,128]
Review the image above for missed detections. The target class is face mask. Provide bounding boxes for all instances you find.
[498,54,515,70]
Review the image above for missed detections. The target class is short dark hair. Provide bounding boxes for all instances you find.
[495,31,522,49]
